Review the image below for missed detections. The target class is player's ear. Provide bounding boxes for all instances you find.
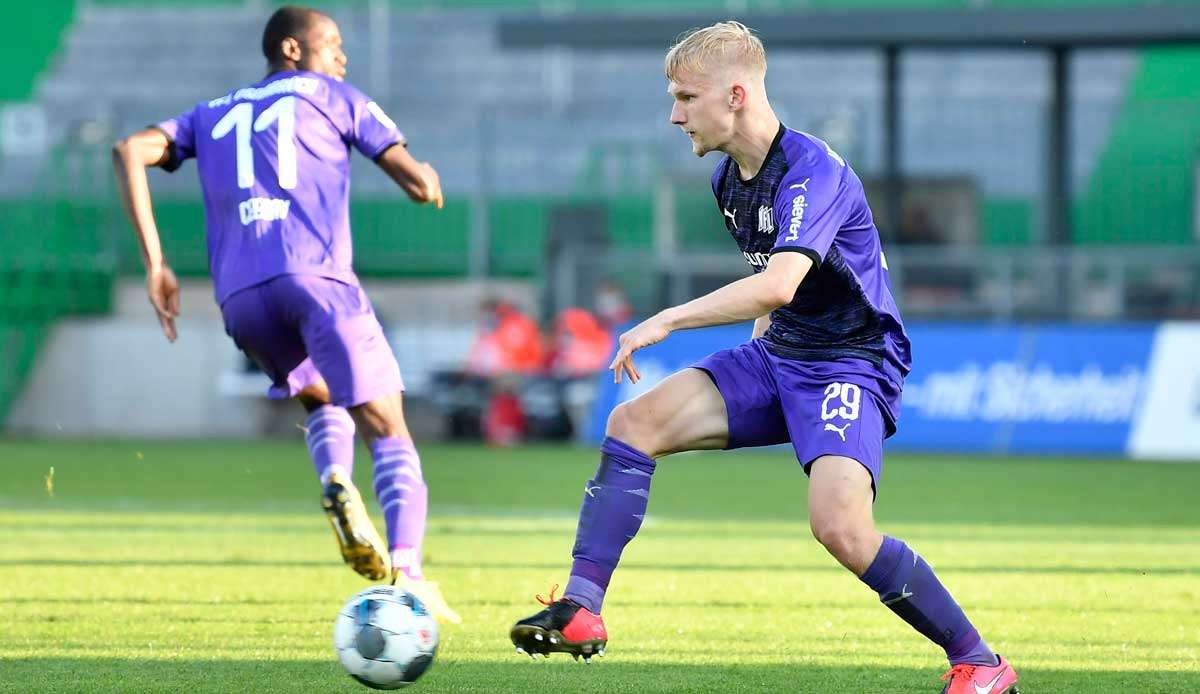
[729,83,747,111]
[281,36,302,63]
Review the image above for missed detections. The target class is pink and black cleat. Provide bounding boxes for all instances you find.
[940,654,1020,694]
[510,585,607,662]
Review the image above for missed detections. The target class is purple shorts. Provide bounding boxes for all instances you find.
[693,339,899,492]
[220,274,403,408]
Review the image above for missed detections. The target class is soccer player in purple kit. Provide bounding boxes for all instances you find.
[111,6,459,623]
[509,22,1019,693]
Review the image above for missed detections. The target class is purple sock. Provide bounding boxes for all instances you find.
[564,437,656,614]
[371,437,428,580]
[304,405,355,485]
[860,536,996,666]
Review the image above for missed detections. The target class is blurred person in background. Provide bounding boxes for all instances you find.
[465,298,545,446]
[111,5,458,622]
[594,279,633,329]
[465,299,546,377]
[546,308,613,378]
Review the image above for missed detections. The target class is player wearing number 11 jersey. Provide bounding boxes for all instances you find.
[509,21,1019,693]
[112,5,458,623]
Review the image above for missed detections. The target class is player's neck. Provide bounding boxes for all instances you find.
[266,61,300,77]
[725,111,781,182]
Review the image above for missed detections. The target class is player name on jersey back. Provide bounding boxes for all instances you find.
[207,75,320,108]
[239,197,291,227]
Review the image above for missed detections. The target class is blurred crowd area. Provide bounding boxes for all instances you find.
[442,283,632,447]
[2,1,1198,438]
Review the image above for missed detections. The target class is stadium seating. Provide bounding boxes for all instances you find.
[2,0,1197,423]
[15,1,1161,277]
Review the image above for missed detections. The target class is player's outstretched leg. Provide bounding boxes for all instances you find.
[564,436,656,613]
[861,535,1018,693]
[511,369,728,660]
[370,435,427,580]
[302,399,390,582]
[354,392,461,624]
[808,456,1018,693]
[371,435,460,624]
[509,436,653,659]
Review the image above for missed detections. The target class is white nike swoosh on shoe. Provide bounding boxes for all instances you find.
[974,671,1005,694]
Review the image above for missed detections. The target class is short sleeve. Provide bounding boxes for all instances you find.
[153,104,199,172]
[344,86,405,160]
[771,150,851,266]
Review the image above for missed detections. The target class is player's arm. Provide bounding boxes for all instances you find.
[665,253,811,330]
[111,127,180,342]
[374,144,444,209]
[609,253,812,383]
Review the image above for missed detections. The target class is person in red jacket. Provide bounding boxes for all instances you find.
[466,299,545,376]
[546,308,614,378]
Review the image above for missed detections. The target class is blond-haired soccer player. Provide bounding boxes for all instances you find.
[509,21,1019,693]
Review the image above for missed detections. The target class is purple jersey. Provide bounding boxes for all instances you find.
[711,125,911,387]
[155,71,404,303]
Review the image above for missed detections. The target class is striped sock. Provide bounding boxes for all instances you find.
[371,437,428,580]
[304,405,355,485]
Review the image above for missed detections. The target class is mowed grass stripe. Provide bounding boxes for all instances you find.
[0,441,1197,692]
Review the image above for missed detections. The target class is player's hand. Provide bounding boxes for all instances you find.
[146,265,180,343]
[609,314,672,384]
[418,162,443,209]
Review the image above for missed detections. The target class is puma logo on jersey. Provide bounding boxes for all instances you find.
[788,178,810,191]
[723,208,738,230]
[824,422,851,441]
[584,485,601,498]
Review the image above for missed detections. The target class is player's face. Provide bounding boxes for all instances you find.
[668,70,735,157]
[298,16,348,81]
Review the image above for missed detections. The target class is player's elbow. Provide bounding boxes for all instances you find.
[111,138,131,162]
[112,138,147,170]
[761,254,811,308]
[763,275,798,310]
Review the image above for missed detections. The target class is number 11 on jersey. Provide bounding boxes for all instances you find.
[210,96,298,190]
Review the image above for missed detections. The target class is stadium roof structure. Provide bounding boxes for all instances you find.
[500,6,1200,245]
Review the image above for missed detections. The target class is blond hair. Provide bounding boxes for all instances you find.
[664,21,767,82]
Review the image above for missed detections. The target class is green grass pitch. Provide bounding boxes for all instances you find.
[1,440,1198,692]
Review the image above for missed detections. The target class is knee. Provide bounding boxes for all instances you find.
[605,400,661,457]
[350,394,410,442]
[810,512,873,566]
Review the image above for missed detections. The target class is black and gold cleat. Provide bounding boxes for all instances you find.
[321,472,390,581]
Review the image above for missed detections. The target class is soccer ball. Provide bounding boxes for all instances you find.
[333,585,439,689]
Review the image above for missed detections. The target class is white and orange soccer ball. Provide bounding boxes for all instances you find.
[334,585,439,689]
